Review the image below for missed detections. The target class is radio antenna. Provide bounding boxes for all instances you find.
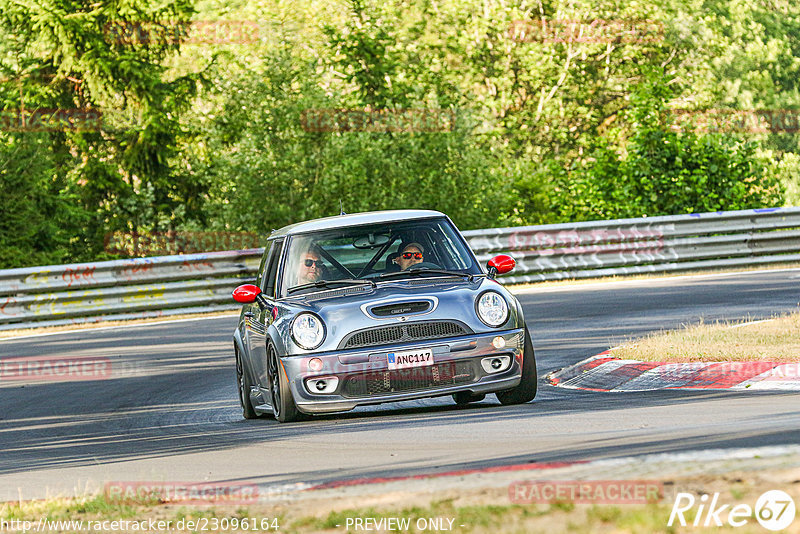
[339,199,346,216]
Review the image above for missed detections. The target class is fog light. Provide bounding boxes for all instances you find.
[481,355,511,374]
[305,376,339,394]
[492,336,506,349]
[308,358,323,372]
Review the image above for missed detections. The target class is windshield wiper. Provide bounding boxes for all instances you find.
[287,278,376,294]
[379,269,480,282]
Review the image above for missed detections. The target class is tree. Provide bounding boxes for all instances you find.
[0,0,206,265]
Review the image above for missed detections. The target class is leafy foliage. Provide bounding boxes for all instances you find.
[0,0,203,264]
[0,0,797,268]
[557,73,783,220]
[0,133,83,267]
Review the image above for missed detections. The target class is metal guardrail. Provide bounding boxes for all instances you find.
[463,206,800,284]
[1,207,799,330]
[0,250,263,330]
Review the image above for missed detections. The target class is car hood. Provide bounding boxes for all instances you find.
[278,277,518,355]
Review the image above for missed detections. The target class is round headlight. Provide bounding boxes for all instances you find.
[476,291,509,327]
[291,313,325,350]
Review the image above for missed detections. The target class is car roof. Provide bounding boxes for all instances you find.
[269,210,448,238]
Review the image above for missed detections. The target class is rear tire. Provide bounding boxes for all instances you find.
[453,392,486,405]
[496,325,537,405]
[236,346,259,420]
[267,342,302,423]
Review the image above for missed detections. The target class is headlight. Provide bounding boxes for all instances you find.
[291,313,325,350]
[476,291,509,327]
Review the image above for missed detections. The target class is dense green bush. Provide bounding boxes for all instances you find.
[0,133,84,267]
[555,76,783,221]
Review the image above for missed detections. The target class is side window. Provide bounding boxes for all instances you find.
[254,241,273,290]
[263,238,285,298]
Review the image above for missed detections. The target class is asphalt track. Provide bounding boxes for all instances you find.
[1,269,799,501]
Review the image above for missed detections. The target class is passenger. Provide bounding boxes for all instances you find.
[393,242,425,270]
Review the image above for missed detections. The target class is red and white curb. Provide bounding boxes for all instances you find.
[547,352,800,391]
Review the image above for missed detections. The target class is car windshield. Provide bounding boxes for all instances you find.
[280,217,480,296]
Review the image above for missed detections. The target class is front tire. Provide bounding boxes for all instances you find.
[453,392,486,405]
[267,342,301,423]
[496,325,538,405]
[236,346,259,420]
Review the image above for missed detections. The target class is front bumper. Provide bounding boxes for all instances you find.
[283,328,525,414]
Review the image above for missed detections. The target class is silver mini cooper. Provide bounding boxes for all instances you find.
[231,210,536,422]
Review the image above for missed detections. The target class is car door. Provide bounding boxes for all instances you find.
[245,238,284,391]
[241,240,270,395]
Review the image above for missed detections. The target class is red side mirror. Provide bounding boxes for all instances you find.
[232,284,261,304]
[487,254,515,276]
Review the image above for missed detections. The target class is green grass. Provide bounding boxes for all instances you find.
[2,492,684,533]
[283,499,680,533]
[5,481,792,533]
[0,494,142,522]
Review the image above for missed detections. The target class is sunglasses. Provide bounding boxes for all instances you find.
[304,259,323,268]
[401,252,423,259]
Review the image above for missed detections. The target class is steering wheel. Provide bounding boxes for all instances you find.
[408,261,441,270]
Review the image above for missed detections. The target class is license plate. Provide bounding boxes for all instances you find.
[387,348,433,370]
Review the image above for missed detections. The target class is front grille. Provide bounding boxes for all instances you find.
[340,321,471,349]
[341,361,475,397]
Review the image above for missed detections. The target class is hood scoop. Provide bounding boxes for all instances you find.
[362,297,439,319]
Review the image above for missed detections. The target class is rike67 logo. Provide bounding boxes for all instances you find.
[669,490,796,531]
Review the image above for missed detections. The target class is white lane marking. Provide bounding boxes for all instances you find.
[510,267,800,294]
[589,444,800,466]
[739,381,800,390]
[0,313,239,343]
[728,319,773,328]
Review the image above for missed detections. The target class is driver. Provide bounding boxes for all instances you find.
[297,248,324,285]
[393,242,425,270]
